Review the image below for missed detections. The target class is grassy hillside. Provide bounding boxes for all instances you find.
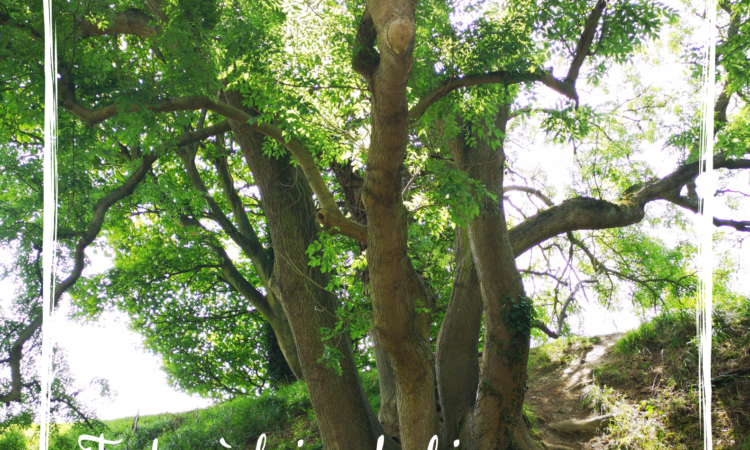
[2,304,747,450]
[526,303,750,450]
[1,371,380,450]
[583,307,750,450]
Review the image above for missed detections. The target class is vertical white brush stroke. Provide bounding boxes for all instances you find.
[41,0,57,449]
[697,0,716,447]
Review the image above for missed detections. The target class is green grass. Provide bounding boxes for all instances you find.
[583,303,750,450]
[8,303,748,450]
[10,370,381,450]
[614,309,695,356]
[527,334,597,382]
[522,403,541,440]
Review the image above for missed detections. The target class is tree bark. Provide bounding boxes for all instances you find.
[362,2,441,448]
[451,106,541,450]
[223,90,394,450]
[435,226,483,447]
[370,328,400,441]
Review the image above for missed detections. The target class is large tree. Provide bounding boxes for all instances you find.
[1,0,749,449]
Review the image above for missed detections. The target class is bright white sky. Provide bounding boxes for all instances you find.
[1,0,747,423]
[52,301,213,420]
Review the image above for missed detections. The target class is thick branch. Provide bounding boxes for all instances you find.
[507,196,645,257]
[58,78,367,240]
[508,154,750,257]
[1,153,158,405]
[712,218,750,232]
[409,0,607,120]
[78,9,158,39]
[54,154,158,304]
[61,88,750,254]
[566,0,607,84]
[409,72,546,121]
[352,8,379,79]
[532,320,560,339]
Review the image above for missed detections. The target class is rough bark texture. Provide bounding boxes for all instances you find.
[362,2,441,449]
[223,90,394,450]
[371,328,400,441]
[451,107,540,450]
[435,226,483,447]
[330,161,403,442]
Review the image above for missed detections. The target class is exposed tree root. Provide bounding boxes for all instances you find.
[512,422,546,450]
[548,415,612,434]
[542,442,576,450]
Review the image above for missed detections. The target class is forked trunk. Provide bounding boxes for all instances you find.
[224,90,396,450]
[435,226,483,447]
[453,105,541,450]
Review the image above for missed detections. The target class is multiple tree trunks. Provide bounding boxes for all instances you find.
[449,108,540,450]
[223,90,391,450]
[5,0,748,448]
[435,227,483,446]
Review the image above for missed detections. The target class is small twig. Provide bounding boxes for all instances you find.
[278,252,338,296]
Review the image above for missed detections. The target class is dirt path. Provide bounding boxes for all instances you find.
[526,333,623,450]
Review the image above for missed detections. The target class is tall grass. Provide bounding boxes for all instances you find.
[10,371,381,450]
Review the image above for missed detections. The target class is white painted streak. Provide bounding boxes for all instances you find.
[697,0,716,447]
[40,0,57,449]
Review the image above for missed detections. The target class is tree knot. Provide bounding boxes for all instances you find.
[385,16,415,56]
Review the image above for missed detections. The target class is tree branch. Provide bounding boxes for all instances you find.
[1,152,158,406]
[508,153,750,257]
[352,8,379,80]
[60,78,750,252]
[77,9,158,40]
[177,144,275,284]
[408,71,545,121]
[566,0,607,84]
[504,185,554,207]
[555,279,595,336]
[207,241,275,320]
[408,0,607,120]
[211,145,274,284]
[532,320,560,339]
[58,73,368,242]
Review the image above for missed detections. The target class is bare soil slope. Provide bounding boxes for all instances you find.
[525,309,750,450]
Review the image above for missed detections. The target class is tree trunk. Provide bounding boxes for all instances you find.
[362,3,441,449]
[370,328,400,441]
[223,90,395,450]
[453,106,541,450]
[435,226,483,447]
[266,313,304,380]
